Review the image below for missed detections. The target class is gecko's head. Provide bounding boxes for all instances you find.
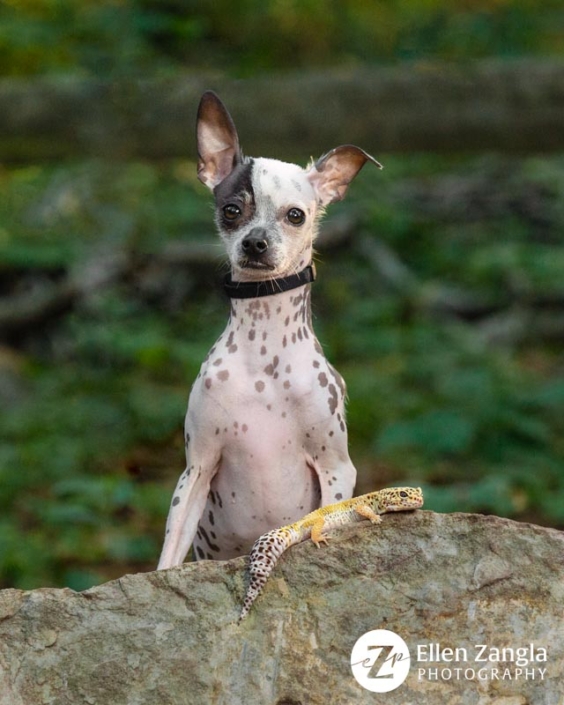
[381,487,423,512]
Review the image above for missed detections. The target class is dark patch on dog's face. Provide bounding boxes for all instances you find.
[213,159,255,232]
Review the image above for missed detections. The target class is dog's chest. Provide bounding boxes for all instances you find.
[197,289,318,399]
[192,287,347,431]
[189,287,348,558]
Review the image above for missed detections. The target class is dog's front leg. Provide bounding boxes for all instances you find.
[307,450,357,507]
[157,432,221,569]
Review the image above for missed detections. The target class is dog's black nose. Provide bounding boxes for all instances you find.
[242,228,269,257]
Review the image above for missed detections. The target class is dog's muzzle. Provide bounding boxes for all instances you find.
[240,227,273,269]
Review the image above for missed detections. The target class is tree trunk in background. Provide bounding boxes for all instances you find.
[1,60,563,162]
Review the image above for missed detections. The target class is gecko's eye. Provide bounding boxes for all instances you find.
[400,491,408,498]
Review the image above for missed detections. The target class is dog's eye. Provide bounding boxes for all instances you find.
[287,208,305,226]
[223,204,241,221]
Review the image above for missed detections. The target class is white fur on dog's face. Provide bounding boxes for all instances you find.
[213,157,321,281]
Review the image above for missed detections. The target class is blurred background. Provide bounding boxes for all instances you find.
[1,0,563,591]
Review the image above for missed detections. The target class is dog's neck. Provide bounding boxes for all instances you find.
[223,263,316,300]
[226,282,315,360]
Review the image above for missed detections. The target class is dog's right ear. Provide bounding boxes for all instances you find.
[196,91,242,190]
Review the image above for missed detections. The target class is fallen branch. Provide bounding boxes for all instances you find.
[360,235,564,345]
[2,60,564,162]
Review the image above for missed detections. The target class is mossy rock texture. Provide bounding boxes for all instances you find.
[1,512,563,704]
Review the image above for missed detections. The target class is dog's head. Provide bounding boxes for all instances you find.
[196,91,381,281]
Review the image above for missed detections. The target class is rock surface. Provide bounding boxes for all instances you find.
[1,511,563,705]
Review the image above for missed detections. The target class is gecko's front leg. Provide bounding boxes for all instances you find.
[355,505,383,524]
[310,517,331,547]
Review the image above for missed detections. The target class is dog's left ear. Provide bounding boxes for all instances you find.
[306,145,382,206]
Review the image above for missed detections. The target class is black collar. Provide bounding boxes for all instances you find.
[223,264,316,299]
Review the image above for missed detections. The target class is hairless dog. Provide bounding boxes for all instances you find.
[158,91,381,568]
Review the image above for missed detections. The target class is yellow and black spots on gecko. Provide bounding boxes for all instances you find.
[238,487,423,621]
[239,525,300,621]
[301,486,423,546]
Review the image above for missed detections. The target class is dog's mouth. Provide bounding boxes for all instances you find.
[239,260,276,272]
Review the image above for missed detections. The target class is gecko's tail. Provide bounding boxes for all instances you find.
[239,525,299,621]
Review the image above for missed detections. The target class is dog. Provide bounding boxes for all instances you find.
[157,90,381,567]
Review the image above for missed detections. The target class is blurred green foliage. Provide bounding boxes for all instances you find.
[1,0,563,77]
[1,154,563,590]
[0,0,563,592]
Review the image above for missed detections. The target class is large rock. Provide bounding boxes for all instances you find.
[0,512,562,704]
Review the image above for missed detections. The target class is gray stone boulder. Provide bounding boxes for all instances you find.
[0,511,563,704]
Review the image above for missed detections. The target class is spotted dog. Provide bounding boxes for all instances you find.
[157,91,382,568]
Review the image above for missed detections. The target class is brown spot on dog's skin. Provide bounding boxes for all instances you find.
[217,370,229,381]
[205,378,212,389]
[318,372,328,388]
[248,329,256,341]
[264,356,279,376]
[328,362,346,398]
[255,380,265,393]
[198,525,220,552]
[328,383,338,414]
[225,331,238,353]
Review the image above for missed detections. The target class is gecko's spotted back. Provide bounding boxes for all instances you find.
[239,486,423,621]
[239,525,300,621]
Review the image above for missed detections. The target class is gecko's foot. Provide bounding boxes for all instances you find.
[312,534,331,547]
[369,515,382,524]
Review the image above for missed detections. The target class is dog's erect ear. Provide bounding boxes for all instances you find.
[306,145,382,207]
[196,91,242,189]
